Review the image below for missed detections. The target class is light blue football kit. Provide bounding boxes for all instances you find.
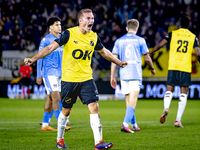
[112,33,149,129]
[112,33,149,85]
[37,33,63,123]
[37,33,63,86]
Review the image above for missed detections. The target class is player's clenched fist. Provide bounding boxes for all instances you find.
[24,58,33,66]
[120,60,128,68]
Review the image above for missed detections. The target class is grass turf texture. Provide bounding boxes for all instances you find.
[0,98,200,150]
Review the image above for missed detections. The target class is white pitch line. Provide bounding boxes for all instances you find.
[0,127,37,129]
[102,121,158,124]
[0,121,43,123]
[0,121,160,124]
[0,120,172,128]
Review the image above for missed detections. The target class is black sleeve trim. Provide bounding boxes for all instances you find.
[194,37,199,48]
[55,30,70,46]
[165,32,172,43]
[94,35,104,50]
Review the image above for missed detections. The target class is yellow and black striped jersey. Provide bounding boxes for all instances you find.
[165,28,199,73]
[55,26,104,82]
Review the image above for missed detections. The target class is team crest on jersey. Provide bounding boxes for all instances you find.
[53,84,57,88]
[74,40,78,44]
[90,41,94,46]
[65,97,71,103]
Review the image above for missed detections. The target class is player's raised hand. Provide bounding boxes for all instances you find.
[24,58,33,66]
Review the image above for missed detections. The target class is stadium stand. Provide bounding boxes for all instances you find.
[0,0,200,81]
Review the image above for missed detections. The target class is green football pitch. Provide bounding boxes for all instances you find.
[0,98,200,150]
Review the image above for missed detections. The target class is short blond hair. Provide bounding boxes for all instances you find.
[77,8,92,20]
[127,19,139,30]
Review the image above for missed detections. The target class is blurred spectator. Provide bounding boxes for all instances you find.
[4,16,11,31]
[0,0,200,81]
[0,25,3,66]
[1,28,12,50]
[7,5,15,19]
[1,0,200,52]
[198,32,200,46]
[168,18,177,33]
[25,40,36,52]
[50,4,62,16]
[190,11,199,35]
[11,14,24,30]
[11,34,21,50]
[25,25,35,41]
[20,38,26,51]
[154,32,162,46]
[109,11,121,25]
[144,27,155,48]
[118,4,129,25]
[111,22,123,38]
[0,7,1,19]
[191,0,199,12]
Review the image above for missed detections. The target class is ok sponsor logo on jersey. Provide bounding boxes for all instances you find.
[72,49,92,60]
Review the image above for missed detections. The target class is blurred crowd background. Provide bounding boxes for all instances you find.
[0,0,200,81]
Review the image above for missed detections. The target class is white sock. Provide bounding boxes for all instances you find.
[42,123,49,127]
[134,123,138,128]
[176,93,187,122]
[164,91,173,109]
[123,122,129,127]
[66,116,69,123]
[90,114,102,145]
[57,112,68,142]
[48,118,51,124]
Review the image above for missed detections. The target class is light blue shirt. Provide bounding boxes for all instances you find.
[37,33,63,78]
[112,33,149,83]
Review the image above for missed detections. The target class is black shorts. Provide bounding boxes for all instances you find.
[20,77,31,87]
[166,70,191,87]
[61,79,99,109]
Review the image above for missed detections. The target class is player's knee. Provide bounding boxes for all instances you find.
[62,108,71,116]
[179,93,187,104]
[87,102,99,114]
[165,91,172,97]
[52,97,60,103]
[44,105,52,112]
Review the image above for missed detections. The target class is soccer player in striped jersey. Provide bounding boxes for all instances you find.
[110,19,155,133]
[24,9,127,149]
[150,16,200,128]
[36,17,70,131]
